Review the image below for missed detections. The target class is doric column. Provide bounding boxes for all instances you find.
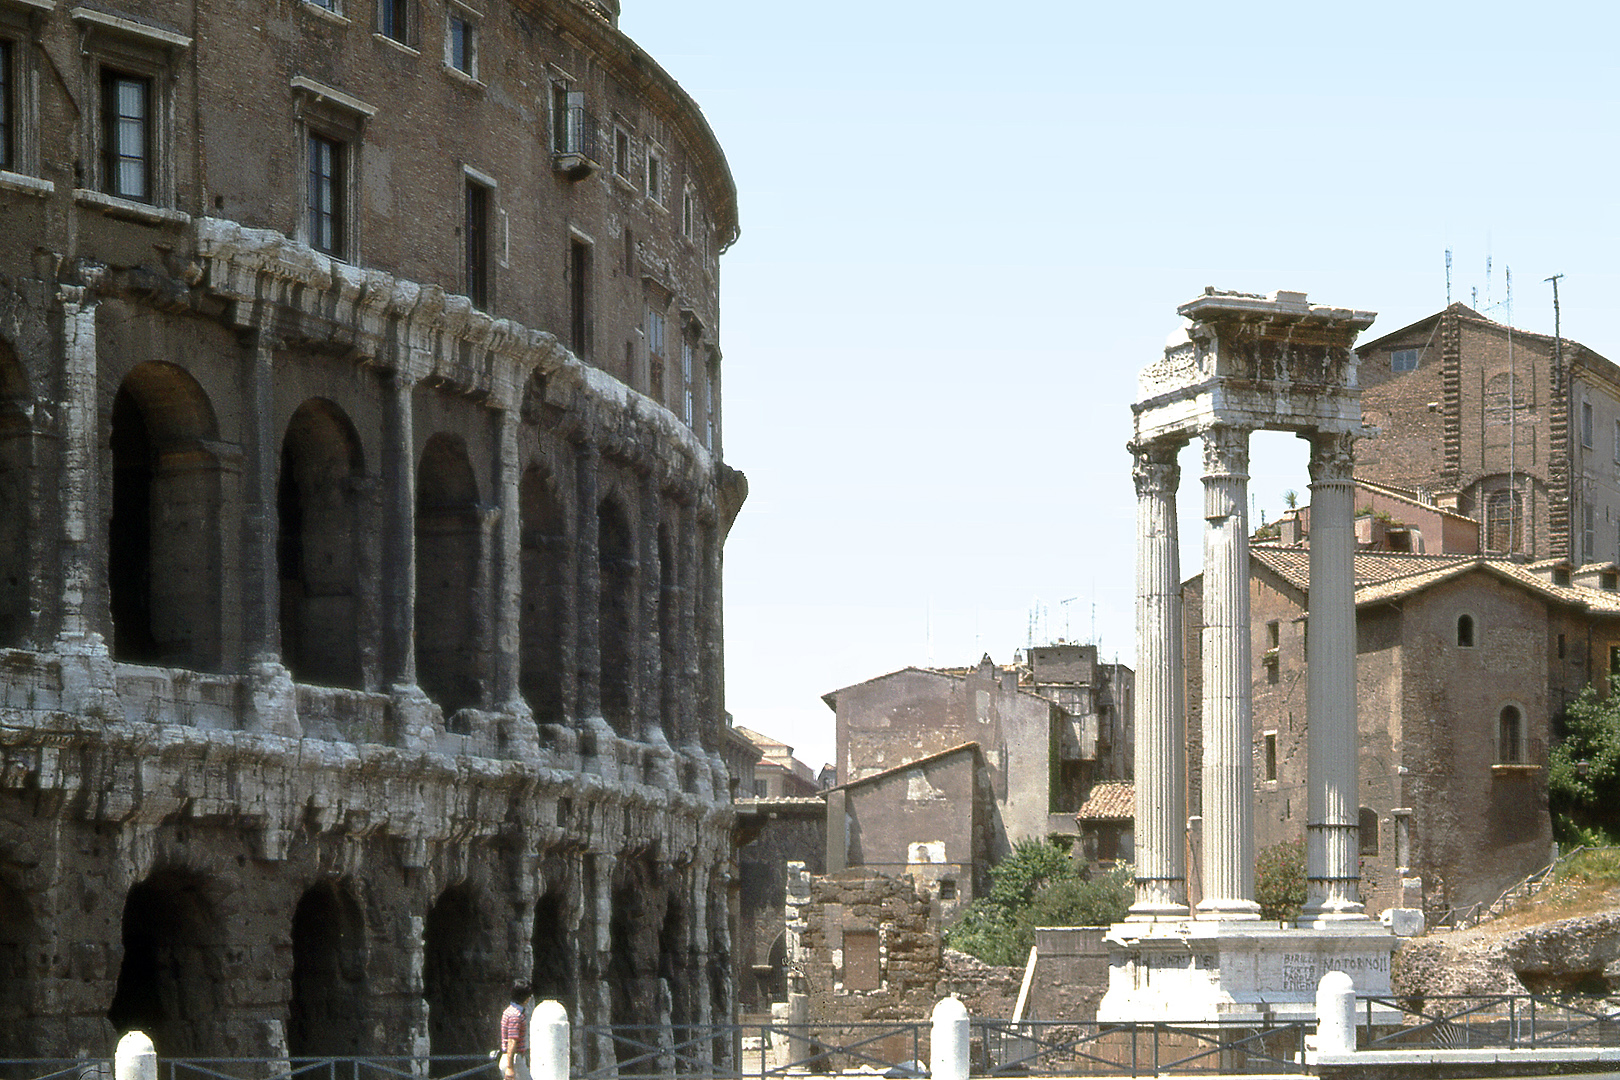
[492,407,524,708]
[639,476,664,745]
[55,287,103,648]
[575,445,603,721]
[383,370,418,688]
[1197,424,1261,920]
[242,332,280,663]
[1302,430,1367,922]
[1128,439,1188,919]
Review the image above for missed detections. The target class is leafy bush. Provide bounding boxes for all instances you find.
[943,839,1131,965]
[1256,838,1306,923]
[1550,689,1620,844]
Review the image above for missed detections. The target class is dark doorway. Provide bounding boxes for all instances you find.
[423,885,498,1071]
[416,435,484,718]
[0,881,35,1057]
[530,890,574,1014]
[0,348,31,648]
[279,400,365,689]
[107,868,223,1057]
[289,881,368,1056]
[609,856,662,1074]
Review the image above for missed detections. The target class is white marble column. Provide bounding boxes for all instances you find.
[1302,430,1367,922]
[1197,425,1260,920]
[1129,440,1188,918]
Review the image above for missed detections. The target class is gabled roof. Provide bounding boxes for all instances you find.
[1076,782,1134,822]
[821,666,955,710]
[828,741,981,793]
[1352,477,1476,525]
[734,725,792,753]
[1356,303,1617,379]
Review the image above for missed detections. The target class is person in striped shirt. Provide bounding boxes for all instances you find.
[499,981,532,1080]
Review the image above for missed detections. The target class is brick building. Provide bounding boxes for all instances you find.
[1183,546,1620,920]
[0,0,744,1065]
[1357,303,1620,563]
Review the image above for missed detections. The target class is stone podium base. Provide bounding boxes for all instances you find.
[1095,918,1396,1023]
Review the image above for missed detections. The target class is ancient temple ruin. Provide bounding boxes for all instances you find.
[1101,289,1396,1021]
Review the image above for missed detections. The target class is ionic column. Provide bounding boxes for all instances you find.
[575,445,603,721]
[1128,440,1188,919]
[383,371,418,688]
[492,407,524,708]
[55,287,103,648]
[1197,425,1261,920]
[1302,430,1367,922]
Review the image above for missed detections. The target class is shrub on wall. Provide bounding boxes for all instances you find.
[943,839,1131,965]
[1256,838,1306,923]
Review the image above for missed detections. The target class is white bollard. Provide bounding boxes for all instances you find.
[530,1000,570,1080]
[115,1031,157,1080]
[930,997,969,1080]
[1315,971,1357,1056]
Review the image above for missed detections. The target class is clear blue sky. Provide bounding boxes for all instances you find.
[620,1,1620,770]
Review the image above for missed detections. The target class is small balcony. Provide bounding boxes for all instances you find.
[552,104,603,180]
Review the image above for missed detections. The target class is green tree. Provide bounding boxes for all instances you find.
[1549,688,1620,844]
[1256,839,1306,923]
[943,839,1131,965]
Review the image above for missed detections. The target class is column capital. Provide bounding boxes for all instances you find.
[1308,430,1357,485]
[1131,442,1182,498]
[1200,424,1251,478]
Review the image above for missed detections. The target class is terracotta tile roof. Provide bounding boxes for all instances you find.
[1075,781,1134,821]
[1252,546,1468,594]
[1351,478,1476,524]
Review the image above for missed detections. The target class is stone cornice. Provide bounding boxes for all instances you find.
[187,217,723,504]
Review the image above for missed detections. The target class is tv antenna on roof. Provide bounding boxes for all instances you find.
[1446,248,1452,305]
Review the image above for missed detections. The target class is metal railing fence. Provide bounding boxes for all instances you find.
[1362,993,1620,1050]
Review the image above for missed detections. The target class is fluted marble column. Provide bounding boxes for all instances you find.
[1302,430,1367,922]
[1197,425,1261,920]
[1129,440,1188,918]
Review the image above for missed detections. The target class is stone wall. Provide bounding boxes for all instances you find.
[0,0,744,1063]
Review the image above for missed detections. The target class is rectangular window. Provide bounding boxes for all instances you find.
[1266,621,1280,650]
[307,133,344,257]
[465,180,489,308]
[308,0,338,10]
[1611,644,1620,679]
[447,10,475,76]
[681,338,694,425]
[102,69,151,201]
[379,0,408,41]
[1558,633,1566,660]
[646,306,666,401]
[843,930,881,991]
[551,82,570,153]
[646,145,662,203]
[613,126,631,179]
[1583,400,1594,448]
[568,238,590,357]
[682,185,695,239]
[1585,503,1596,562]
[1264,733,1277,782]
[1391,348,1419,372]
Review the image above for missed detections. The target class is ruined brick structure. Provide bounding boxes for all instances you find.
[0,0,744,1066]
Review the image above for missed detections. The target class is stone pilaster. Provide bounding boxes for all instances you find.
[639,477,664,747]
[1128,439,1188,919]
[1197,425,1260,920]
[575,445,603,721]
[55,288,103,649]
[243,331,299,736]
[1302,430,1366,922]
[677,502,700,752]
[383,370,418,689]
[492,407,525,711]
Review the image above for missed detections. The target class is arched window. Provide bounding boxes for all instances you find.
[416,433,484,718]
[1456,613,1475,648]
[598,496,635,737]
[1358,807,1379,856]
[0,347,32,649]
[1499,705,1523,764]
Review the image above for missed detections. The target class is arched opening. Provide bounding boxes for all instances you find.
[530,890,574,1014]
[520,468,568,724]
[598,497,635,736]
[1499,705,1524,764]
[610,856,661,1073]
[1358,807,1379,856]
[417,435,484,718]
[0,348,31,648]
[659,891,691,1047]
[279,400,365,689]
[0,881,36,1057]
[658,523,678,743]
[107,868,224,1057]
[423,884,499,1070]
[289,881,368,1057]
[1456,613,1475,648]
[109,363,222,670]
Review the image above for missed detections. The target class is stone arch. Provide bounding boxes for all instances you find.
[422,883,500,1069]
[109,362,224,670]
[107,867,226,1057]
[0,345,32,648]
[658,886,692,1041]
[0,879,36,1057]
[417,434,484,718]
[598,495,635,737]
[520,467,568,724]
[658,522,678,743]
[1498,704,1524,764]
[279,399,366,689]
[288,880,369,1057]
[609,854,663,1073]
[530,889,574,1015]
